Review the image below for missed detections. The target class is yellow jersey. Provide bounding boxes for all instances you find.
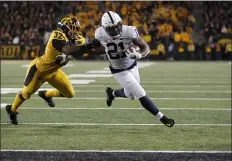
[36,29,68,74]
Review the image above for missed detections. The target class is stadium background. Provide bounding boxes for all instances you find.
[1,2,231,161]
[0,1,231,60]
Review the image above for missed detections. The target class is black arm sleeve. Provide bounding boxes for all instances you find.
[62,44,88,56]
[52,39,67,52]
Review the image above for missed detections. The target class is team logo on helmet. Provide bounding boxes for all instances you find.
[58,16,82,40]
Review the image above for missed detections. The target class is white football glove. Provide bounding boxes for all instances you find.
[56,53,72,65]
[125,47,142,59]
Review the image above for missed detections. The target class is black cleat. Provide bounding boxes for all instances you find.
[38,90,55,107]
[106,87,115,107]
[160,115,175,127]
[6,105,19,125]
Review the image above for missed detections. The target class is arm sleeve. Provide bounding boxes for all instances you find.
[62,44,88,56]
[52,39,67,52]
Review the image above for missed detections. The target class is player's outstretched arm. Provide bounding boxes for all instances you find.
[62,39,102,56]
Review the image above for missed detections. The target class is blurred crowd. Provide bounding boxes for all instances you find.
[0,1,61,45]
[67,2,195,43]
[203,2,232,39]
[1,1,231,60]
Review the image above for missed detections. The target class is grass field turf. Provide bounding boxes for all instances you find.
[1,61,231,152]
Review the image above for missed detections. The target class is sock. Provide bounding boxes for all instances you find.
[45,89,62,97]
[139,95,162,117]
[11,94,25,112]
[156,111,164,120]
[113,88,127,98]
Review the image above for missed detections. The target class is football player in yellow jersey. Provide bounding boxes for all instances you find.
[6,16,101,125]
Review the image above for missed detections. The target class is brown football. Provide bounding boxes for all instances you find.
[127,44,140,52]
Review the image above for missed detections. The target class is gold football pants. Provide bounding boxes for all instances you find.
[11,58,74,112]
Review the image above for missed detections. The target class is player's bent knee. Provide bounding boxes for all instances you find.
[135,89,146,99]
[66,90,75,98]
[124,89,133,99]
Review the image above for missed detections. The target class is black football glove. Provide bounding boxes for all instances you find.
[86,39,101,50]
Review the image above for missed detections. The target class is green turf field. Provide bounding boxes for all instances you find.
[1,61,231,151]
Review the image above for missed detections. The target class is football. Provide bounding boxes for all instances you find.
[127,44,140,52]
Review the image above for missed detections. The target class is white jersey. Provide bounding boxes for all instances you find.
[95,25,139,71]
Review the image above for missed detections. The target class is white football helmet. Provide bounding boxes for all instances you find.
[101,11,122,37]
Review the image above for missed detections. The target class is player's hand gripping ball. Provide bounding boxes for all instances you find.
[125,45,142,59]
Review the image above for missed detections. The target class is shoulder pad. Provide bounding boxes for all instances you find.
[95,27,105,39]
[123,26,139,39]
[51,30,67,41]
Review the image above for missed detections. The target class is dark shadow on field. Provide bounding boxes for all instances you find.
[0,151,231,161]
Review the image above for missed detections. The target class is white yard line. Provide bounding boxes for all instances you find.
[2,78,231,81]
[96,81,231,84]
[86,70,111,74]
[22,64,74,68]
[1,123,231,126]
[143,90,231,93]
[2,85,231,88]
[1,88,231,94]
[68,74,112,78]
[2,97,230,100]
[1,106,231,111]
[1,150,231,153]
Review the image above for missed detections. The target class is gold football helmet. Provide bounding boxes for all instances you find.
[58,16,85,46]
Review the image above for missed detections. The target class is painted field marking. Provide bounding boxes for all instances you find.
[1,97,231,100]
[2,77,230,80]
[95,81,231,84]
[137,62,154,68]
[1,103,8,108]
[4,85,229,88]
[103,67,110,70]
[1,150,231,153]
[1,88,230,94]
[68,74,112,78]
[69,80,95,84]
[121,90,231,93]
[1,123,231,127]
[101,62,154,71]
[71,85,231,88]
[70,85,232,87]
[1,105,231,111]
[44,80,96,85]
[86,70,111,74]
[22,64,74,68]
[1,88,53,94]
[140,82,231,84]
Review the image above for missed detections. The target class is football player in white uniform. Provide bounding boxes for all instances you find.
[95,11,175,127]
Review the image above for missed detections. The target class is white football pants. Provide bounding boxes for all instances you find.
[113,65,146,99]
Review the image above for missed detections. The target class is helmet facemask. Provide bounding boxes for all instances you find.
[66,21,82,40]
[59,17,82,40]
[104,21,122,38]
